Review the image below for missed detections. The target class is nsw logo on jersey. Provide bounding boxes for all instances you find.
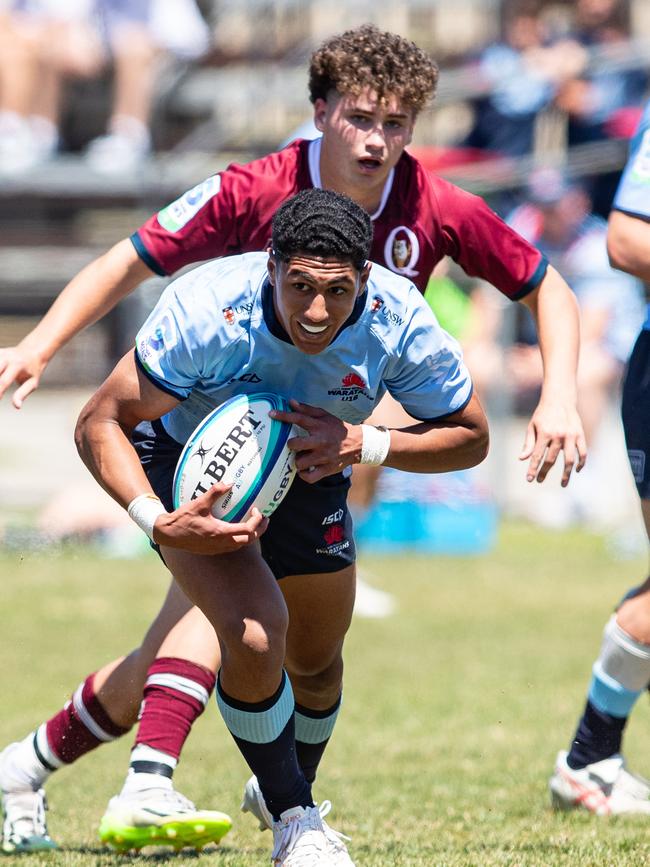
[384,226,420,277]
[157,176,221,232]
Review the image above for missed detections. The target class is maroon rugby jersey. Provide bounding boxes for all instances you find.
[133,138,546,299]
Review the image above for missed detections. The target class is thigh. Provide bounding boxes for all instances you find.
[161,543,287,641]
[282,565,356,674]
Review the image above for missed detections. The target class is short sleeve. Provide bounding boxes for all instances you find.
[135,290,203,400]
[433,177,548,300]
[383,294,473,421]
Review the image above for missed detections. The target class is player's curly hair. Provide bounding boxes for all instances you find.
[272,189,372,270]
[309,24,438,114]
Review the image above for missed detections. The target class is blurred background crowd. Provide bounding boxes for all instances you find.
[0,0,649,554]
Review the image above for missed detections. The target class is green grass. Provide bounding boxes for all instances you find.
[1,523,649,865]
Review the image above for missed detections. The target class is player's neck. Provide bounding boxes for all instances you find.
[319,163,384,216]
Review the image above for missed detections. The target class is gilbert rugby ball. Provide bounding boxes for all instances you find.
[173,393,297,522]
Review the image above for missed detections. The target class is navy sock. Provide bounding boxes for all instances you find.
[216,672,312,820]
[295,697,341,784]
[566,700,627,769]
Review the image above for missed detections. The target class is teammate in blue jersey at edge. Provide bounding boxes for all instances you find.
[0,25,585,855]
[75,188,488,865]
[549,98,650,815]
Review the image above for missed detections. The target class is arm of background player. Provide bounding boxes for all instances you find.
[518,264,587,487]
[75,350,268,553]
[0,238,153,408]
[608,210,650,280]
[272,392,489,483]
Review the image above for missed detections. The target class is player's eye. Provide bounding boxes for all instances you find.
[329,286,347,296]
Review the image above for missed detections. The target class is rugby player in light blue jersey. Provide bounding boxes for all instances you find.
[550,99,650,816]
[73,189,488,865]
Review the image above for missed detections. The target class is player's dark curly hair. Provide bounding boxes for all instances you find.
[309,24,438,114]
[272,189,372,270]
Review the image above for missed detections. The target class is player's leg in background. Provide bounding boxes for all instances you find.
[99,587,231,853]
[550,329,650,815]
[1,578,225,852]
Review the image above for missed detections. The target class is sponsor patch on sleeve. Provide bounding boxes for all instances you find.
[157,175,221,232]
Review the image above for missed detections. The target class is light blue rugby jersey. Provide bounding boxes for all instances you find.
[612,99,650,330]
[135,252,473,445]
[614,100,650,220]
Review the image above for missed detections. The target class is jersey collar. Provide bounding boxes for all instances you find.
[261,277,367,346]
[307,137,395,222]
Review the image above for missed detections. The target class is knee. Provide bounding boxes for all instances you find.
[220,610,288,673]
[617,593,650,646]
[288,650,343,697]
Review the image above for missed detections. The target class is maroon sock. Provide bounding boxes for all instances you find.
[40,674,131,767]
[132,657,216,772]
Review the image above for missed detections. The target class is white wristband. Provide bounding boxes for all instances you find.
[360,425,391,466]
[127,494,167,541]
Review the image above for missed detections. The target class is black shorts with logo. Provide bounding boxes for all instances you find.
[622,329,650,500]
[131,419,356,580]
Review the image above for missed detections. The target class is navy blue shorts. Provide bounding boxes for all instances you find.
[131,420,356,580]
[622,329,650,500]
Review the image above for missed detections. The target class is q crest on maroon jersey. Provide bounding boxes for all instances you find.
[384,225,420,277]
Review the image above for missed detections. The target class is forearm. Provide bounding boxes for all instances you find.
[75,413,154,509]
[382,415,488,474]
[19,239,154,364]
[524,266,579,405]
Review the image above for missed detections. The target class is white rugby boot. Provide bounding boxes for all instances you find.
[244,777,353,864]
[99,785,232,852]
[550,749,650,815]
[241,774,274,830]
[271,804,354,866]
[0,743,56,853]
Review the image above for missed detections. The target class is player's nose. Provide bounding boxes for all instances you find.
[304,295,328,322]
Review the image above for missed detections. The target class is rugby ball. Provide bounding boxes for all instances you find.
[173,393,297,522]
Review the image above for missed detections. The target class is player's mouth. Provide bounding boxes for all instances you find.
[358,157,383,173]
[298,322,329,335]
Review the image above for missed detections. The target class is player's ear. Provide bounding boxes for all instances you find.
[358,261,371,293]
[313,98,328,132]
[267,255,276,286]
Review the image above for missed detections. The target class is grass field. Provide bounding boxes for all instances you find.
[1,522,650,866]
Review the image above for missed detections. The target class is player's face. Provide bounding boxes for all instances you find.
[268,253,371,355]
[314,89,415,209]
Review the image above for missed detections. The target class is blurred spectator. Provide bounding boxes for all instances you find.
[505,167,644,450]
[0,0,210,174]
[554,0,648,215]
[462,0,584,157]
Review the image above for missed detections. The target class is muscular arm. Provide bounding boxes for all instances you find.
[272,392,489,483]
[75,351,267,553]
[608,210,650,280]
[0,239,154,407]
[519,264,587,486]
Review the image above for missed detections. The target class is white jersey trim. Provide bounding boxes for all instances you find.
[307,137,395,221]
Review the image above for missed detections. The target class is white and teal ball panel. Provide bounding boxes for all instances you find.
[172,393,297,522]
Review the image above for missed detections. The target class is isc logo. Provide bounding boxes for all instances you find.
[322,509,344,525]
